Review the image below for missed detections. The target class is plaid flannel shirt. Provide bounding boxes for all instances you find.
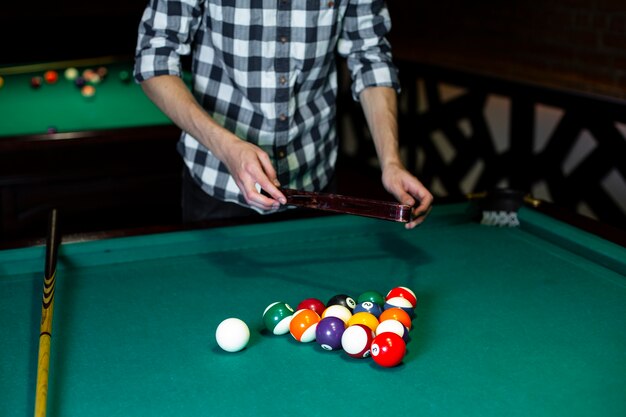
[135,0,399,210]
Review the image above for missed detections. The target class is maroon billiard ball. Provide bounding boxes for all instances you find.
[30,76,43,89]
[296,297,326,316]
[341,324,374,358]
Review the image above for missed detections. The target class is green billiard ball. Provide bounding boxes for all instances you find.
[118,70,131,83]
[262,301,294,335]
[357,290,385,308]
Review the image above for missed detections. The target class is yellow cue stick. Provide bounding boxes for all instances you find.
[34,209,60,417]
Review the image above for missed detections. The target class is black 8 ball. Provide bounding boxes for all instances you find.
[327,294,356,312]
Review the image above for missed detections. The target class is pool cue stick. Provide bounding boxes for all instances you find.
[34,208,60,417]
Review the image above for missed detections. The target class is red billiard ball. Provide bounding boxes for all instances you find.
[386,286,417,307]
[30,76,43,88]
[315,316,346,351]
[341,324,374,358]
[44,70,59,84]
[296,297,326,316]
[371,332,406,367]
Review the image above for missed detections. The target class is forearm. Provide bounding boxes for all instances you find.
[139,75,237,160]
[140,75,284,208]
[359,86,403,171]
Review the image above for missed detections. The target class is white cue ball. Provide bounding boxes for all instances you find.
[215,318,250,352]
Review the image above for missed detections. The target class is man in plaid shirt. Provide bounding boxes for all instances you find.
[134,0,432,229]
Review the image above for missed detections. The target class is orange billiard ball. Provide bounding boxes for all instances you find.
[81,85,96,98]
[379,307,412,330]
[44,70,58,84]
[289,309,320,343]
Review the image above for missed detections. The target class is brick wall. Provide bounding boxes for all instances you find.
[387,0,626,100]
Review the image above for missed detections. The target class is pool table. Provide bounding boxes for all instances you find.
[0,57,183,241]
[1,202,625,416]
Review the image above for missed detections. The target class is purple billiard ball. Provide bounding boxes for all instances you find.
[315,316,346,351]
[74,76,86,88]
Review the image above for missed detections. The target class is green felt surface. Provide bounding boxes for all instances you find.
[0,62,172,137]
[1,203,625,417]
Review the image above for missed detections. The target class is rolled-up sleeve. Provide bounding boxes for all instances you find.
[337,0,400,101]
[134,0,203,82]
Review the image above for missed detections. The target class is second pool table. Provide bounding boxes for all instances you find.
[0,57,185,241]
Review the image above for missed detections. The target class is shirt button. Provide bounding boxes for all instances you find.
[279,75,287,85]
[279,113,287,121]
[277,150,286,158]
[279,35,288,43]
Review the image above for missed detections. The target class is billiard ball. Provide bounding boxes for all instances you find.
[88,73,102,85]
[347,311,379,333]
[386,286,417,307]
[262,301,294,335]
[379,307,412,330]
[81,85,96,98]
[74,76,86,88]
[353,301,383,318]
[375,319,410,342]
[296,297,326,316]
[384,296,415,318]
[96,66,108,79]
[215,317,250,352]
[30,76,43,88]
[321,304,352,324]
[371,332,406,367]
[0,76,4,89]
[357,290,385,307]
[289,309,321,343]
[327,294,356,311]
[82,69,96,82]
[43,70,58,84]
[47,126,58,134]
[315,316,346,351]
[341,324,374,358]
[64,67,79,81]
[119,70,131,83]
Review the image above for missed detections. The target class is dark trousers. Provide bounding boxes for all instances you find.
[181,168,337,223]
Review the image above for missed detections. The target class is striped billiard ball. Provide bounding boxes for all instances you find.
[341,324,374,358]
[262,301,294,335]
